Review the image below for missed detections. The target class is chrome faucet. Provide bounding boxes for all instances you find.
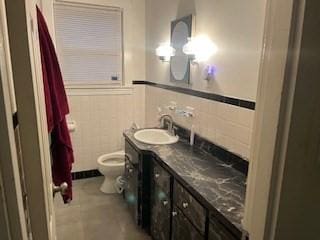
[159,114,174,135]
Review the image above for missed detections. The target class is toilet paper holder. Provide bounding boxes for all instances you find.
[67,120,77,132]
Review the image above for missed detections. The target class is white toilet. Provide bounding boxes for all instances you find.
[97,150,125,194]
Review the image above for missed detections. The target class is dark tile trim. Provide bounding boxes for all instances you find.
[132,80,147,85]
[13,112,18,129]
[165,121,249,175]
[72,169,102,180]
[132,80,256,110]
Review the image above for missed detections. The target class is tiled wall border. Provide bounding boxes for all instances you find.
[133,80,255,110]
[72,169,102,180]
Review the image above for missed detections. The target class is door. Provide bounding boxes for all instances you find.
[208,219,237,240]
[1,0,57,240]
[171,207,203,240]
[150,184,171,240]
[124,155,140,225]
[150,159,171,240]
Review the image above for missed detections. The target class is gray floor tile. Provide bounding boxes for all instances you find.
[54,177,150,240]
[56,221,85,240]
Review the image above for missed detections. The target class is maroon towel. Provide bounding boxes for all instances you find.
[37,6,74,203]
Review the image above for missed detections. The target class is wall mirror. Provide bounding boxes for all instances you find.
[170,15,192,83]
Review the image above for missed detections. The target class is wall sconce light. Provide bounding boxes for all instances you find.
[183,35,218,63]
[156,43,176,62]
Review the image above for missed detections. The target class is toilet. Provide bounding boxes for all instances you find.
[97,150,125,194]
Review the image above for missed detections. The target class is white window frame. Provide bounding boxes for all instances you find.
[53,1,125,89]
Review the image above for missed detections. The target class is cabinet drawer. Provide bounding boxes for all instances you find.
[150,184,171,240]
[173,181,206,234]
[172,207,204,240]
[153,160,171,194]
[125,140,140,165]
[208,218,238,240]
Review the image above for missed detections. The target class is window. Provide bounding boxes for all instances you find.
[54,3,123,86]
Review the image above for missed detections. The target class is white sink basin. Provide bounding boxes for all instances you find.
[134,129,179,145]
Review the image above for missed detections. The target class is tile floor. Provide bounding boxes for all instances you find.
[54,177,151,240]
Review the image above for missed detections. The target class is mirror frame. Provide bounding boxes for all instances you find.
[170,15,193,83]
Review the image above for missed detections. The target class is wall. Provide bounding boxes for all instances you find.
[243,0,295,237]
[145,86,254,160]
[40,0,266,169]
[41,0,146,171]
[68,85,145,171]
[145,0,266,160]
[146,0,267,101]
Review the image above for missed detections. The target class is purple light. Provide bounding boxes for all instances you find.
[207,65,216,75]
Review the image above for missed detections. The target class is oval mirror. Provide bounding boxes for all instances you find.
[170,15,192,83]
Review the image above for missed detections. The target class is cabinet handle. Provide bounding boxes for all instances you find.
[182,202,189,208]
[155,173,160,178]
[162,200,168,206]
[172,211,178,217]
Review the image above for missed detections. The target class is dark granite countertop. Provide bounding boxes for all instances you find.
[124,129,247,237]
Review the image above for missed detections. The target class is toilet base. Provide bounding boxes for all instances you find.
[100,176,117,194]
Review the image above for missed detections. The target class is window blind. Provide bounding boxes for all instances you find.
[54,3,123,85]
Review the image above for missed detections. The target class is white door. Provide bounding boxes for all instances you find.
[1,0,57,239]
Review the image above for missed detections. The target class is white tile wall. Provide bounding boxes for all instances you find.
[145,86,255,160]
[67,85,145,172]
[69,83,253,172]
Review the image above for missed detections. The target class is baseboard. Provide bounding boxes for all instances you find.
[72,169,102,180]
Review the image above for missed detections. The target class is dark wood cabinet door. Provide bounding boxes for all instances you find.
[153,160,171,195]
[150,184,171,240]
[208,219,238,240]
[171,207,204,240]
[124,157,139,225]
[173,181,206,234]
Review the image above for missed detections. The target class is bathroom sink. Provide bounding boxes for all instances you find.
[134,129,179,145]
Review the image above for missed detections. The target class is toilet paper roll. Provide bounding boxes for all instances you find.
[67,120,77,132]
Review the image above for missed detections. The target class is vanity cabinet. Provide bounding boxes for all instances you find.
[153,160,171,195]
[150,160,172,240]
[150,184,171,240]
[150,159,206,240]
[124,143,140,225]
[173,181,206,235]
[208,218,238,240]
[172,206,203,240]
[124,138,242,240]
[124,140,151,229]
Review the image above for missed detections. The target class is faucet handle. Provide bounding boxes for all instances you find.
[166,101,177,111]
[175,107,194,118]
[184,106,194,117]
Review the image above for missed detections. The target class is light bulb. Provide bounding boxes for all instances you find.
[183,36,218,62]
[155,43,176,62]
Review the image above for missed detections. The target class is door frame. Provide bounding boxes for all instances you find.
[0,0,316,240]
[244,0,320,239]
[0,0,29,239]
[3,0,56,240]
